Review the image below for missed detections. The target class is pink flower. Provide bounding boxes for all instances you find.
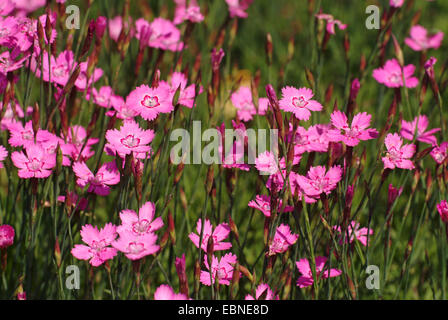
[60,125,99,162]
[117,201,164,236]
[0,224,14,248]
[112,229,160,260]
[437,200,448,223]
[245,284,279,300]
[89,86,120,109]
[328,111,379,146]
[106,95,139,120]
[382,133,416,170]
[126,84,174,121]
[390,0,404,7]
[105,120,154,159]
[315,13,347,35]
[200,253,237,286]
[154,285,189,300]
[230,86,257,122]
[173,0,204,24]
[71,223,117,267]
[0,0,15,16]
[405,25,443,51]
[268,224,299,256]
[373,59,419,88]
[211,48,225,71]
[255,151,279,175]
[0,50,27,76]
[225,0,253,18]
[11,143,56,178]
[296,256,342,288]
[75,62,103,91]
[11,0,46,13]
[400,115,440,145]
[73,161,120,196]
[279,86,323,121]
[431,142,448,164]
[32,50,75,87]
[108,16,133,42]
[8,120,54,149]
[333,221,373,247]
[217,121,250,171]
[136,18,183,51]
[159,72,200,109]
[296,165,342,197]
[248,195,293,217]
[189,219,232,253]
[0,145,7,168]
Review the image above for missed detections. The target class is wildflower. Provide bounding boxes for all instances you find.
[11,143,56,178]
[333,221,373,247]
[73,161,120,196]
[61,125,99,162]
[296,256,342,288]
[328,111,379,146]
[0,224,14,248]
[437,200,448,223]
[217,122,250,171]
[245,284,279,300]
[296,165,342,198]
[382,133,416,170]
[106,95,139,120]
[372,58,418,88]
[108,16,133,42]
[112,229,160,260]
[75,62,103,91]
[268,224,299,256]
[0,0,15,16]
[0,145,7,168]
[173,0,204,24]
[159,72,200,109]
[8,120,53,149]
[89,86,120,109]
[315,13,347,35]
[400,115,440,145]
[136,18,183,51]
[405,25,443,51]
[211,48,225,72]
[116,201,164,236]
[154,285,189,300]
[200,253,238,286]
[431,142,448,164]
[32,50,75,87]
[0,50,27,76]
[255,151,279,175]
[248,195,293,217]
[126,84,174,121]
[390,0,404,7]
[279,86,323,121]
[71,223,117,267]
[189,219,232,253]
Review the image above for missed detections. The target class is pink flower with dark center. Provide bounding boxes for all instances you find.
[437,200,448,223]
[315,13,347,35]
[382,133,416,170]
[268,224,299,256]
[32,50,75,86]
[154,285,189,300]
[400,115,440,145]
[296,165,342,197]
[8,120,54,149]
[200,253,238,286]
[225,0,253,18]
[73,161,120,196]
[245,284,279,300]
[89,86,117,108]
[126,84,173,121]
[117,201,164,236]
[373,59,419,88]
[173,0,204,24]
[431,142,448,164]
[11,143,56,178]
[405,25,443,51]
[296,256,342,288]
[255,151,279,175]
[328,111,379,146]
[279,86,323,121]
[112,229,160,260]
[189,219,232,253]
[333,221,373,247]
[60,125,99,162]
[71,223,117,267]
[248,195,293,217]
[0,224,14,248]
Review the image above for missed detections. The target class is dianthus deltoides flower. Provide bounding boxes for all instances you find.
[382,133,416,170]
[279,86,323,121]
[248,194,293,217]
[268,224,299,256]
[437,201,448,223]
[405,25,443,51]
[112,229,160,260]
[11,143,56,178]
[72,161,120,196]
[296,165,342,198]
[0,224,14,248]
[126,84,174,121]
[296,256,342,288]
[400,115,440,145]
[154,285,189,300]
[245,284,279,300]
[200,253,238,286]
[328,111,378,146]
[333,221,373,247]
[189,219,232,253]
[71,223,117,267]
[431,142,448,164]
[373,58,418,88]
[116,201,164,236]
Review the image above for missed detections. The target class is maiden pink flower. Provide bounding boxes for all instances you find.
[89,86,118,108]
[248,195,293,217]
[0,224,14,248]
[11,143,56,178]
[0,0,15,16]
[126,84,174,121]
[296,256,342,288]
[61,125,99,162]
[315,13,347,35]
[0,145,7,168]
[390,0,404,7]
[32,50,75,87]
[268,224,299,256]
[431,142,448,164]
[333,221,373,247]
[328,111,378,146]
[174,0,204,24]
[279,86,323,121]
[245,284,279,300]
[8,120,54,149]
[159,72,200,109]
[405,25,443,51]
[296,165,342,198]
[189,219,232,253]
[400,115,440,145]
[382,133,416,170]
[200,253,237,286]
[73,161,120,196]
[225,0,253,18]
[117,201,164,236]
[75,62,103,91]
[255,151,279,175]
[154,285,188,300]
[112,229,160,260]
[437,200,448,223]
[71,223,117,267]
[373,59,419,88]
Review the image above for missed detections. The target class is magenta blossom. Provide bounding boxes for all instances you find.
[437,200,448,223]
[0,224,14,248]
[112,229,160,260]
[126,84,174,121]
[71,223,117,267]
[296,256,342,288]
[255,151,279,175]
[116,201,164,236]
[72,161,120,196]
[296,165,342,198]
[200,253,238,286]
[225,0,253,18]
[382,133,416,170]
[189,219,232,253]
[248,195,294,217]
[245,284,279,300]
[173,0,204,24]
[373,59,418,88]
[390,0,404,7]
[268,224,299,256]
[431,142,448,164]
[159,72,201,109]
[328,111,379,146]
[11,143,56,178]
[0,145,7,168]
[154,285,189,300]
[230,86,267,122]
[60,125,99,163]
[279,86,323,121]
[405,25,443,51]
[8,121,54,149]
[315,13,347,35]
[400,115,440,145]
[333,221,373,247]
